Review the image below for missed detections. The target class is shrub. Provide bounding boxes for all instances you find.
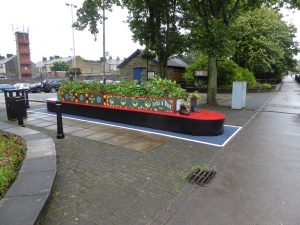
[0,135,24,199]
[69,67,82,75]
[218,59,257,88]
[183,56,208,86]
[59,77,188,99]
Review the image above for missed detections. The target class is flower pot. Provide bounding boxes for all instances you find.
[190,98,199,112]
[179,105,190,115]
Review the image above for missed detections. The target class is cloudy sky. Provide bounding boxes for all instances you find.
[0,0,299,63]
[0,0,142,63]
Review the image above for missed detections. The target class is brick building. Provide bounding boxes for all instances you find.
[15,32,35,78]
[36,56,123,80]
[0,54,18,79]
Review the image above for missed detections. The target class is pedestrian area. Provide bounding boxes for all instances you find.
[24,111,221,225]
[26,111,171,153]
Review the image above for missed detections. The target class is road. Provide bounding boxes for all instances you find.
[0,92,56,109]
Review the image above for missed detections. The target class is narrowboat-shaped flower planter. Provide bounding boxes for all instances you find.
[58,92,183,113]
[49,79,225,136]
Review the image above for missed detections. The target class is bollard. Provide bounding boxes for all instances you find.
[16,97,25,127]
[56,101,65,139]
[25,90,30,108]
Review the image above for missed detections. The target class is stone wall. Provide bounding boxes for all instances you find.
[119,54,185,81]
[119,55,160,80]
[5,56,18,79]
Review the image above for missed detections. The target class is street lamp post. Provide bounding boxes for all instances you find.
[102,1,106,84]
[65,3,77,77]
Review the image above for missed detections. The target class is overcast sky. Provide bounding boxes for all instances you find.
[0,0,299,63]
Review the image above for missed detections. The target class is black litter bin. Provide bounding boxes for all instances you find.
[3,89,27,120]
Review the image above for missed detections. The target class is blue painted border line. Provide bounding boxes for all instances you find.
[30,108,241,147]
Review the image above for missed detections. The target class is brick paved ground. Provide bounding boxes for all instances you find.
[31,123,217,225]
[1,91,272,225]
[24,104,255,225]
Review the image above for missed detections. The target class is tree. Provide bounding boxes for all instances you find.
[181,0,300,104]
[122,0,185,78]
[231,7,299,79]
[74,0,185,78]
[180,0,263,104]
[74,0,118,39]
[69,68,82,76]
[50,61,70,71]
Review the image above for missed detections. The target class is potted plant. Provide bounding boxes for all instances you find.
[190,91,201,112]
[179,100,191,115]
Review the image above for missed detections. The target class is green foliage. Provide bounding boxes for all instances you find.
[183,56,208,86]
[69,67,82,75]
[59,77,188,99]
[140,48,156,60]
[231,7,299,79]
[74,0,120,39]
[253,83,272,89]
[217,59,257,88]
[122,0,186,78]
[191,91,201,100]
[0,135,24,199]
[50,61,70,71]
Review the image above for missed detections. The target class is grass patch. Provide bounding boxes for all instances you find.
[0,135,24,199]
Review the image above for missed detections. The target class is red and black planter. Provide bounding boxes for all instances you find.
[47,93,225,136]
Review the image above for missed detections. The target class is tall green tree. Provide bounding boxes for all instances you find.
[122,0,185,78]
[180,0,264,104]
[231,7,299,79]
[180,0,300,104]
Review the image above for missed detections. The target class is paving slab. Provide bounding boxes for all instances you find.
[86,131,116,142]
[0,195,49,225]
[31,121,56,127]
[63,125,84,133]
[6,170,56,197]
[70,128,100,137]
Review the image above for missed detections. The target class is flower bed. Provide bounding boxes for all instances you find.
[58,78,187,113]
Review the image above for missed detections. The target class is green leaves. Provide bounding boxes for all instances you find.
[50,61,70,72]
[231,7,299,79]
[59,77,188,99]
[0,135,24,198]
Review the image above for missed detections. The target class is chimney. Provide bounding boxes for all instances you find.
[54,55,60,59]
[49,56,54,61]
[42,57,47,62]
[6,54,13,58]
[0,55,5,60]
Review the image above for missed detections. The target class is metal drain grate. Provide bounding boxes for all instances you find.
[187,169,216,186]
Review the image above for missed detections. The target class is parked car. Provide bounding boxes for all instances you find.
[13,83,30,90]
[28,82,42,93]
[0,84,14,92]
[43,79,62,93]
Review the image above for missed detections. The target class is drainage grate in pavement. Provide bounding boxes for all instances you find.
[187,169,216,186]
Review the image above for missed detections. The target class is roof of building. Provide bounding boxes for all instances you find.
[117,49,188,69]
[36,56,73,67]
[107,58,124,65]
[36,56,123,67]
[0,55,17,64]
